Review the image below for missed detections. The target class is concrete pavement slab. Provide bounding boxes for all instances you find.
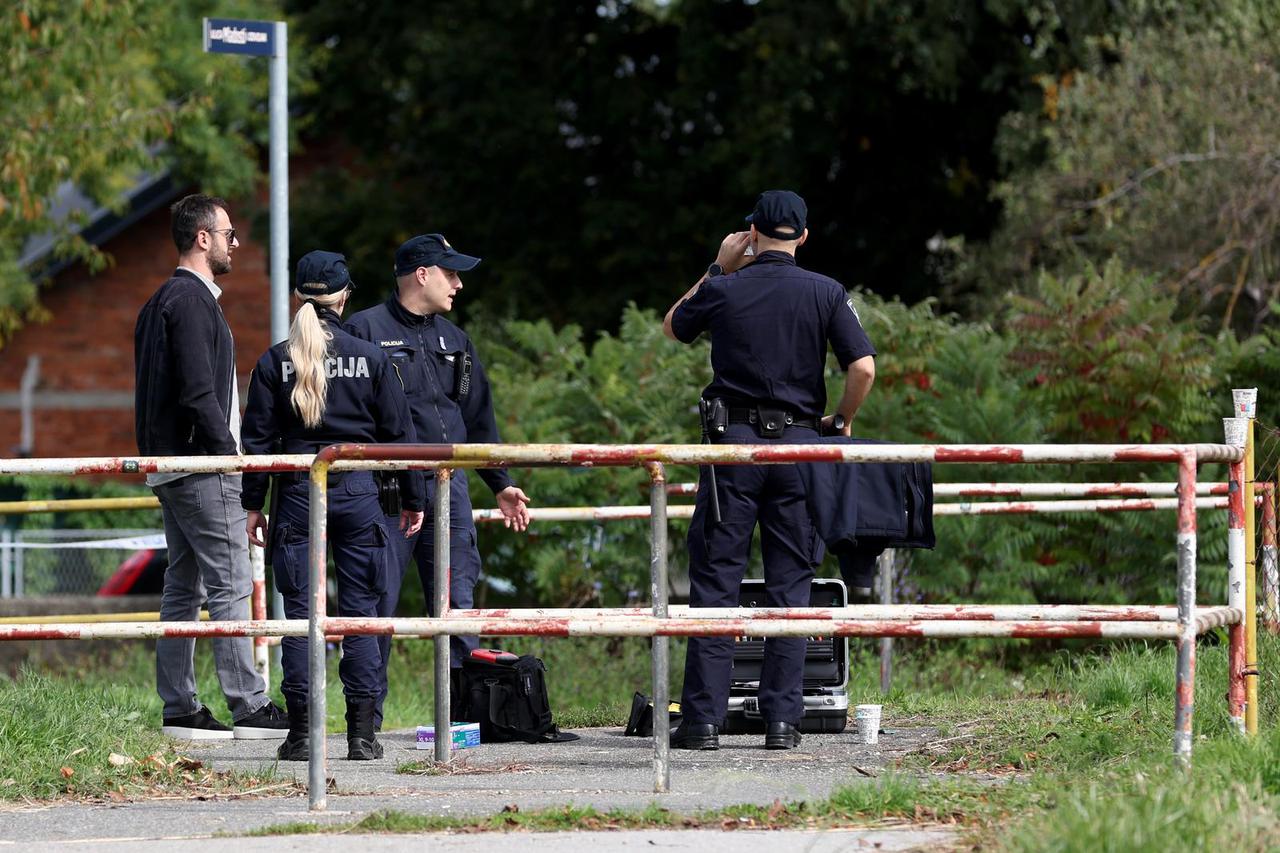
[0,725,949,846]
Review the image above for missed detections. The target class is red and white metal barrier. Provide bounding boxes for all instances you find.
[1225,418,1248,734]
[0,440,1249,811]
[670,480,1244,499]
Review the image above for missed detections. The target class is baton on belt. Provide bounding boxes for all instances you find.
[263,475,280,566]
[698,398,723,524]
[263,437,284,564]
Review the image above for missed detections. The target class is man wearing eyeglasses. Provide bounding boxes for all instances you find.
[134,194,288,741]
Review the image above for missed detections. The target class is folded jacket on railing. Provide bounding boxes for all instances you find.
[796,437,936,590]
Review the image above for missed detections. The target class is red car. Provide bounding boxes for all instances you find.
[97,548,167,596]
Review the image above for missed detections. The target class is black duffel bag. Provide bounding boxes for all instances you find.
[455,650,579,744]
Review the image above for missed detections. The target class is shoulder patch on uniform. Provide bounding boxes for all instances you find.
[379,340,405,347]
[846,296,861,321]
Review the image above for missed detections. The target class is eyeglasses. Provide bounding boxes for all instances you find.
[208,228,237,243]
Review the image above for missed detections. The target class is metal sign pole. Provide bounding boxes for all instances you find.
[268,21,289,344]
[202,17,288,344]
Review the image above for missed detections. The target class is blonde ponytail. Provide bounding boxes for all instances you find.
[286,290,345,428]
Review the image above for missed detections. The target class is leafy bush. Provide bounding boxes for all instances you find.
[465,265,1237,608]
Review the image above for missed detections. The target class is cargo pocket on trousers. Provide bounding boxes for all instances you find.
[349,520,391,595]
[272,523,305,596]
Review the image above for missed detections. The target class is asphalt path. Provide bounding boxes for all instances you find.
[0,724,964,850]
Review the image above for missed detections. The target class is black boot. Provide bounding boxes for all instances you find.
[277,697,309,761]
[346,697,384,760]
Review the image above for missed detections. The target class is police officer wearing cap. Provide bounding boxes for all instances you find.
[346,234,531,721]
[662,190,877,751]
[241,250,426,761]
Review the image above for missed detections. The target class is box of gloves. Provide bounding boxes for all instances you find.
[415,722,481,750]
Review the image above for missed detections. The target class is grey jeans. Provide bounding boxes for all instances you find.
[153,472,267,721]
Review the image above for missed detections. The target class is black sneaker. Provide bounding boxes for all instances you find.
[233,701,290,740]
[162,705,233,740]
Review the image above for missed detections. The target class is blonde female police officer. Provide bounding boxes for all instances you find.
[241,250,425,761]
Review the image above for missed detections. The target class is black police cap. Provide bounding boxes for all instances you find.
[745,190,808,240]
[295,250,354,295]
[394,233,481,276]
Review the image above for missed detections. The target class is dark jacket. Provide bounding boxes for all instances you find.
[797,437,936,589]
[239,308,426,512]
[134,268,238,456]
[345,295,513,495]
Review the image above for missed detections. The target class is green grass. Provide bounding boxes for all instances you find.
[0,668,290,801]
[8,628,1280,852]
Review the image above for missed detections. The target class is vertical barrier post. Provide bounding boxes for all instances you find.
[271,582,285,680]
[307,457,332,811]
[13,534,22,597]
[645,462,670,794]
[878,549,894,696]
[1174,448,1198,769]
[1224,418,1247,734]
[434,468,452,764]
[1,529,10,598]
[249,541,270,688]
[1234,387,1259,735]
[1263,484,1279,632]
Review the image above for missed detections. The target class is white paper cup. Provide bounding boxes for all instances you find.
[855,704,882,745]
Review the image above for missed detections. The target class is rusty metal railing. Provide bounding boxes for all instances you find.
[0,438,1253,812]
[293,440,1243,810]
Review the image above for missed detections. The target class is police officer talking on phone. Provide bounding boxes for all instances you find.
[241,250,425,761]
[346,234,532,725]
[662,190,876,751]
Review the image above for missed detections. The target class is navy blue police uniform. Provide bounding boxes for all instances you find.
[345,235,515,684]
[241,253,425,734]
[669,192,875,747]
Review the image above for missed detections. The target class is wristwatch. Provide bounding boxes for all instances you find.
[706,262,724,278]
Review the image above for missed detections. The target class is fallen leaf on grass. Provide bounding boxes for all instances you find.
[108,753,134,768]
[59,767,74,779]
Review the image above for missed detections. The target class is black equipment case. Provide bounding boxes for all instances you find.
[723,578,849,734]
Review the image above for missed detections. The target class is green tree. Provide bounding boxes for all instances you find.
[0,0,282,346]
[288,0,1136,332]
[978,18,1280,332]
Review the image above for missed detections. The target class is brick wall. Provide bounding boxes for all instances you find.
[0,200,273,459]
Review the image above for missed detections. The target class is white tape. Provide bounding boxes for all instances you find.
[5,534,167,551]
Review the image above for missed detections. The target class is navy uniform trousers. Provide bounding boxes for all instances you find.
[272,471,391,707]
[373,472,481,723]
[681,422,820,727]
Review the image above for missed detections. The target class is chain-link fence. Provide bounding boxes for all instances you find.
[0,529,165,598]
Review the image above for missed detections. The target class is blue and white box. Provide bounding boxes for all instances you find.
[415,722,481,750]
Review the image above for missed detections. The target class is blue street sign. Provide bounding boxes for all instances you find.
[203,18,276,57]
